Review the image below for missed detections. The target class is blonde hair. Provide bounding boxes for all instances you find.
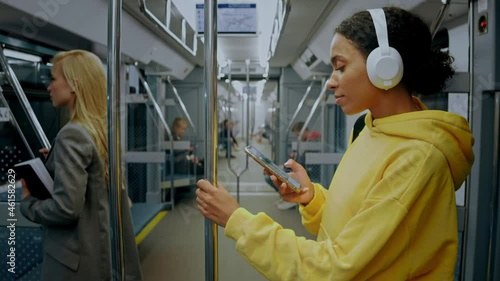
[51,50,108,185]
[172,117,188,133]
[172,117,188,129]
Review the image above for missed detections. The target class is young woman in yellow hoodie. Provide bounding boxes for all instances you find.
[196,7,475,281]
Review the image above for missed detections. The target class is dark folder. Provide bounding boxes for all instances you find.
[14,158,53,200]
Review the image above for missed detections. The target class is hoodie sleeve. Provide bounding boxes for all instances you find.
[299,183,328,235]
[224,143,450,281]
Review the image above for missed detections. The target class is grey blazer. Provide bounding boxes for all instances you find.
[20,123,142,281]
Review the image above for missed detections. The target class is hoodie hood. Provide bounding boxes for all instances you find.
[365,97,475,190]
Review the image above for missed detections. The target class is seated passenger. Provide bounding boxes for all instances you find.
[289,121,321,162]
[219,119,238,158]
[20,50,142,281]
[168,117,204,176]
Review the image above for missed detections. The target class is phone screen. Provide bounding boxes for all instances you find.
[244,145,301,192]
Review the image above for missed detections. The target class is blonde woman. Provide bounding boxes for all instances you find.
[20,50,142,281]
[169,117,204,175]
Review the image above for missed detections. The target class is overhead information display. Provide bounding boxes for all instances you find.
[196,4,257,34]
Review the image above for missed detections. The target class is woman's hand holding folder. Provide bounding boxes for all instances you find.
[21,179,31,200]
[39,147,49,160]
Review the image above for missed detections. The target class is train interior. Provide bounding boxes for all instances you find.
[0,0,499,280]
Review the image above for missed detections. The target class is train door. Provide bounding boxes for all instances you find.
[462,0,500,280]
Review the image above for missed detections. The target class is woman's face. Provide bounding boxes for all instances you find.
[47,62,75,109]
[326,34,378,115]
[175,122,188,137]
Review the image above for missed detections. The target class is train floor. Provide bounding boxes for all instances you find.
[138,139,316,281]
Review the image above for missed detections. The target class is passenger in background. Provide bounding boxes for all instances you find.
[253,110,275,143]
[196,7,474,280]
[288,121,321,161]
[219,119,238,158]
[266,121,322,210]
[20,50,142,281]
[169,117,204,175]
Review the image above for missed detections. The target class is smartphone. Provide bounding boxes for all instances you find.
[244,145,301,192]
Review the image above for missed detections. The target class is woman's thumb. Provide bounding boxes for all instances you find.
[284,159,297,170]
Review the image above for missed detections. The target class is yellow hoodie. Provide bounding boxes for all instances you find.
[225,98,474,281]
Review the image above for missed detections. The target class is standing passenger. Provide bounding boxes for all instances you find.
[20,50,142,281]
[195,7,474,280]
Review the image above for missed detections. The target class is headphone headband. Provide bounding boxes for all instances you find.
[365,8,404,90]
[368,9,390,56]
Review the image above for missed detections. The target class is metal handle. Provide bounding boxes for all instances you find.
[0,45,51,149]
[137,70,173,139]
[0,86,35,159]
[135,67,178,205]
[107,0,125,279]
[225,60,251,202]
[430,0,451,39]
[285,79,316,141]
[204,0,218,280]
[296,82,327,157]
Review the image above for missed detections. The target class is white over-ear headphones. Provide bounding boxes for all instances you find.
[366,9,404,90]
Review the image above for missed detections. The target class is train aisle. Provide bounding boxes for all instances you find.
[138,138,315,281]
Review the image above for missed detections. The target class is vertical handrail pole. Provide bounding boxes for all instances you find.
[166,0,172,29]
[242,60,252,191]
[245,60,251,149]
[107,0,124,280]
[244,98,251,150]
[226,60,233,165]
[245,60,251,166]
[226,60,252,202]
[245,59,251,167]
[204,0,218,280]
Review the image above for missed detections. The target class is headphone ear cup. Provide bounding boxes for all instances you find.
[366,46,403,90]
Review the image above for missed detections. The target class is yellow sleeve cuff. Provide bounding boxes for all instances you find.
[299,183,325,217]
[225,207,255,241]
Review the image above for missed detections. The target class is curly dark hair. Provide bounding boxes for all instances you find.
[335,7,454,96]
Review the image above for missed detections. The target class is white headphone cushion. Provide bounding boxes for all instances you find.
[366,46,404,90]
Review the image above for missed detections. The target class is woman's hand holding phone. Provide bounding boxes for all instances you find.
[244,145,301,191]
[266,159,314,206]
